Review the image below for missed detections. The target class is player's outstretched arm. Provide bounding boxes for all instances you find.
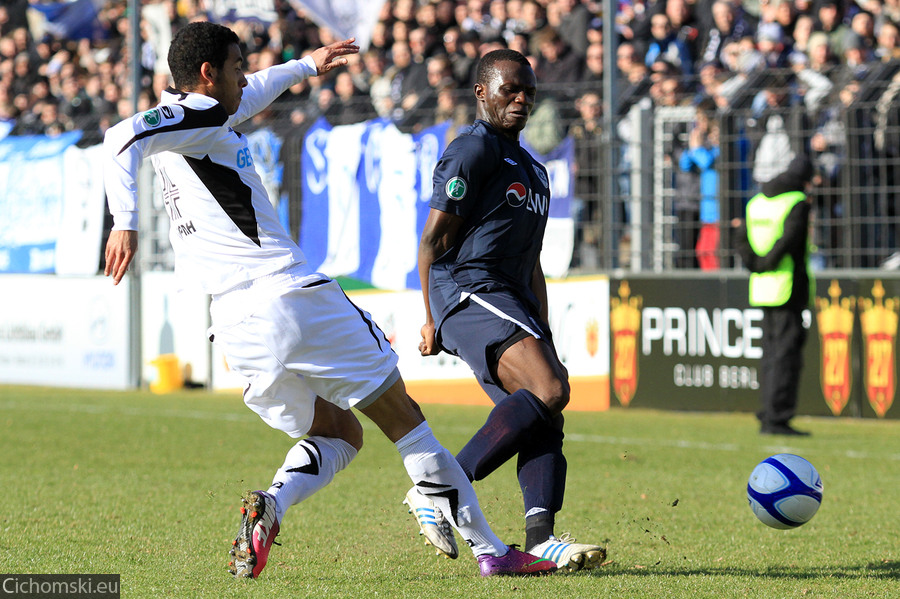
[104,229,138,286]
[237,37,359,122]
[308,38,359,75]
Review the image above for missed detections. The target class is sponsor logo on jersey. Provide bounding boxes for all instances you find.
[237,147,253,168]
[506,181,549,215]
[504,157,518,166]
[142,109,162,127]
[446,176,467,200]
[506,182,527,207]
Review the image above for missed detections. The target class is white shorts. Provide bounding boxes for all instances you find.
[208,265,400,438]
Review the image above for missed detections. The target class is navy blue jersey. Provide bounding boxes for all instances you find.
[428,119,551,327]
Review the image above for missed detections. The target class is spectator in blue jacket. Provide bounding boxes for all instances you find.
[679,98,721,269]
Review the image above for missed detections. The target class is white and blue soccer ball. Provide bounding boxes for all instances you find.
[747,454,823,529]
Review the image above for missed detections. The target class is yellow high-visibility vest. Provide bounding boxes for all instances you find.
[745,191,807,307]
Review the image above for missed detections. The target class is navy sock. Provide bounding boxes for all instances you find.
[517,412,566,515]
[456,389,551,481]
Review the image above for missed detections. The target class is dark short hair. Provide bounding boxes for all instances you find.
[475,49,531,87]
[168,21,240,89]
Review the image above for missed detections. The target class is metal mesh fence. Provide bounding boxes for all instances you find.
[138,61,900,279]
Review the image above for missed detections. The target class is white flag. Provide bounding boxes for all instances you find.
[289,0,387,50]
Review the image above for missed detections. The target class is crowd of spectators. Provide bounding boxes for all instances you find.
[3,0,899,269]
[0,0,900,268]
[1,0,897,143]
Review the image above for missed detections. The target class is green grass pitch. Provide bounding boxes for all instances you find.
[1,385,897,598]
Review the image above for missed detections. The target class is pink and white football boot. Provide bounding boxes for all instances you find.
[228,490,280,578]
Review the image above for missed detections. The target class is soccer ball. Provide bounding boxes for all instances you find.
[747,454,823,529]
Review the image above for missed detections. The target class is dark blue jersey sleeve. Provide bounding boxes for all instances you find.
[430,130,498,218]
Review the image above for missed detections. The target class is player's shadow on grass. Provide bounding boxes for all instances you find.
[585,561,900,580]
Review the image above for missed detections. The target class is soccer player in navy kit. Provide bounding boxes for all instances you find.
[412,49,606,572]
[103,22,554,579]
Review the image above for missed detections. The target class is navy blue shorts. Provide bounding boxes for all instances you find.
[437,289,551,403]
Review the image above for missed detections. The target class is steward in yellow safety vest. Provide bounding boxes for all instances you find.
[733,153,816,436]
[737,156,814,312]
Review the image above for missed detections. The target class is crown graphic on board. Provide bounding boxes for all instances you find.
[610,281,641,332]
[815,280,855,337]
[814,280,855,416]
[858,280,899,418]
[858,280,899,337]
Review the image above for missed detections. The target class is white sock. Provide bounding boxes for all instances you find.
[267,436,358,524]
[396,421,507,557]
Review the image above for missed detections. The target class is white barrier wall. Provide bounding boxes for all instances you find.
[347,277,610,411]
[0,273,609,412]
[0,272,223,391]
[0,275,131,388]
[140,271,211,388]
[205,276,609,410]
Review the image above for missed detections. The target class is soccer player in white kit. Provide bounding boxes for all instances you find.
[102,21,555,579]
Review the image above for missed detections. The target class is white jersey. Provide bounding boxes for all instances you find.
[104,56,318,294]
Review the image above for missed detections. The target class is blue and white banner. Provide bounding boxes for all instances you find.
[300,117,445,290]
[206,0,277,24]
[299,117,575,289]
[0,132,106,275]
[245,127,283,212]
[29,0,103,41]
[289,0,388,50]
[521,136,576,277]
[212,0,386,47]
